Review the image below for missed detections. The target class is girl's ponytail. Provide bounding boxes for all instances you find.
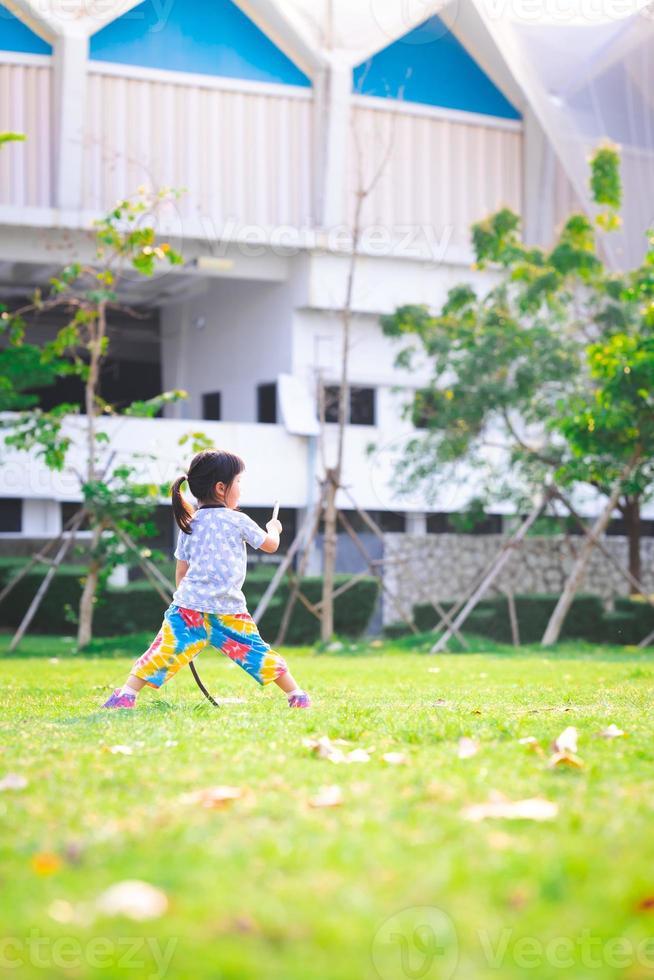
[172,450,245,534]
[171,475,194,534]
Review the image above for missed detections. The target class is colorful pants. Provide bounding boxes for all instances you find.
[131,604,288,689]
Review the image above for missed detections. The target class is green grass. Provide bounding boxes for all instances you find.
[1,634,654,979]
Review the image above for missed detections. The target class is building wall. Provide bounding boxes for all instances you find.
[0,56,52,208]
[81,64,314,227]
[347,99,523,254]
[161,278,296,422]
[382,533,654,625]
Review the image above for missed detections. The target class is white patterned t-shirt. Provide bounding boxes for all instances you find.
[172,506,267,614]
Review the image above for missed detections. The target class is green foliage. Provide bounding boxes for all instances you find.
[591,144,622,227]
[123,389,188,418]
[380,147,654,529]
[0,189,192,638]
[1,187,186,468]
[3,404,77,470]
[0,131,26,146]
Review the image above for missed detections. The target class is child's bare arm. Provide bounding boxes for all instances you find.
[259,519,282,554]
[176,559,189,587]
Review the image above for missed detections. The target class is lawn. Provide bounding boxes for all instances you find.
[1,634,654,980]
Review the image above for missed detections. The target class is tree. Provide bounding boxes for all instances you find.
[380,146,653,591]
[1,189,186,647]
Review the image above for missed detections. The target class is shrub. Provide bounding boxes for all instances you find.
[382,622,412,639]
[611,598,654,646]
[412,593,606,644]
[0,563,379,645]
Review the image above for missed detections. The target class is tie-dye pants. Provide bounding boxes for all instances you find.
[131,603,289,689]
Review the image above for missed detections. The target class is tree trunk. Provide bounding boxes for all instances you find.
[77,300,107,648]
[542,477,627,646]
[321,472,338,641]
[622,496,642,591]
[77,523,102,648]
[317,108,393,640]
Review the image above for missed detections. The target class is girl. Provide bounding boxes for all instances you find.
[101,450,312,709]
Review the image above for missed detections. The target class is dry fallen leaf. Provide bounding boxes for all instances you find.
[547,751,584,770]
[597,724,626,739]
[303,736,371,764]
[180,786,244,808]
[462,795,558,822]
[0,773,28,791]
[95,880,168,921]
[308,785,343,808]
[487,831,515,851]
[458,737,480,759]
[518,736,545,756]
[547,727,584,768]
[551,726,578,754]
[48,900,95,927]
[382,752,408,766]
[31,853,62,876]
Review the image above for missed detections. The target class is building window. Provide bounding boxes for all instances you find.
[202,391,222,421]
[323,385,340,423]
[318,510,405,534]
[257,383,277,423]
[322,385,376,426]
[427,512,503,535]
[350,386,375,425]
[0,499,21,533]
[61,503,90,531]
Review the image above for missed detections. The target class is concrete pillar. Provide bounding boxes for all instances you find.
[314,62,352,230]
[108,565,129,588]
[22,499,62,536]
[52,32,88,212]
[161,301,191,419]
[406,512,428,535]
[522,108,556,248]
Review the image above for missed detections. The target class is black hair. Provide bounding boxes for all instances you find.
[171,449,245,535]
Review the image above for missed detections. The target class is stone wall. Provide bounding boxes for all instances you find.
[382,533,654,625]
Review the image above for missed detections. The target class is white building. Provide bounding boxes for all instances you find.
[0,0,652,560]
